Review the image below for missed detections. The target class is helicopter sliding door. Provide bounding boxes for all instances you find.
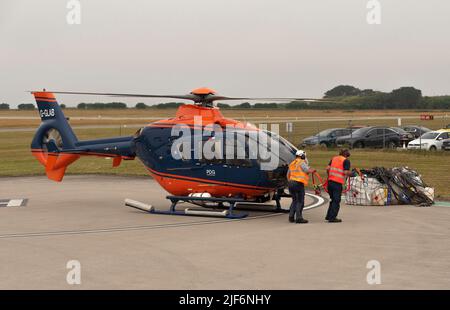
[192,127,259,187]
[222,129,259,187]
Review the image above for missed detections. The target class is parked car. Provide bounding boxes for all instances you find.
[390,127,415,145]
[301,128,354,148]
[407,130,450,151]
[401,125,431,138]
[335,126,406,149]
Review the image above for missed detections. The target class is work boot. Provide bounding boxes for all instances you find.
[328,218,342,223]
[296,218,309,224]
[289,217,295,223]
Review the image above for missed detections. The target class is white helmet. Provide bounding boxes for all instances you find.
[296,150,306,157]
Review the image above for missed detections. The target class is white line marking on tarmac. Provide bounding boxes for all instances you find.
[305,193,325,210]
[0,193,325,239]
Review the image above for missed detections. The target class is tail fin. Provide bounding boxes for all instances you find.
[33,92,78,146]
[30,91,136,182]
[31,92,80,182]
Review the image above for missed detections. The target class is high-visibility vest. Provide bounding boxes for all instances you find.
[287,158,309,185]
[328,155,346,184]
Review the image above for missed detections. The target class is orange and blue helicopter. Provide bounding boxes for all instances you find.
[30,88,325,218]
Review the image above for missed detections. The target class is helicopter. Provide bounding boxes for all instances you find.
[30,88,325,218]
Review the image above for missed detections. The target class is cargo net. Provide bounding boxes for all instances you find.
[345,167,434,207]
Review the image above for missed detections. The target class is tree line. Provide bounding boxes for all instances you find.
[319,85,450,110]
[4,85,450,110]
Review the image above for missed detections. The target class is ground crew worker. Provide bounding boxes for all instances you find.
[326,149,351,223]
[287,150,316,224]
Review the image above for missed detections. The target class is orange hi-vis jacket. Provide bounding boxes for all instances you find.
[287,158,309,185]
[328,155,347,184]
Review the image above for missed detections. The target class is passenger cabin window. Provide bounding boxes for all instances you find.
[197,133,253,167]
[225,133,252,167]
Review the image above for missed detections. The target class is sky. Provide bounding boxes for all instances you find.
[1,0,450,107]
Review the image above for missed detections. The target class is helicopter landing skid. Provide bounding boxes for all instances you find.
[149,195,250,219]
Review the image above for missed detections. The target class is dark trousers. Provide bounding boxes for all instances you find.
[288,181,305,220]
[326,180,343,220]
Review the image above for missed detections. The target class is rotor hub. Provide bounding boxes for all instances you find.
[190,88,217,107]
[190,87,217,96]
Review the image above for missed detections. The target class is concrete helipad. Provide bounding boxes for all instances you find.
[0,175,449,289]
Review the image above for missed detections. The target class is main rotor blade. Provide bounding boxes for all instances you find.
[30,91,336,104]
[41,91,198,101]
[207,95,333,102]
